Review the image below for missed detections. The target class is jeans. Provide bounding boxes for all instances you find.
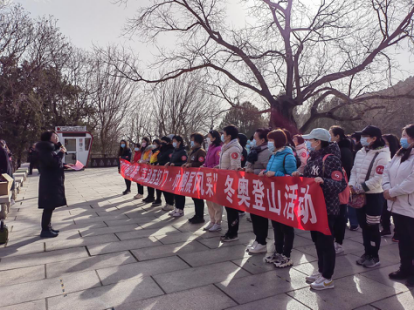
[251,214,268,245]
[272,221,294,257]
[225,207,239,238]
[311,215,336,279]
[41,208,55,231]
[334,204,348,245]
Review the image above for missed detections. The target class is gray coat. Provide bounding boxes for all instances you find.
[246,144,271,175]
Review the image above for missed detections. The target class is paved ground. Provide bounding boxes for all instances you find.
[0,168,413,310]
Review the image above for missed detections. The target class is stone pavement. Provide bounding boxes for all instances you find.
[0,168,413,310]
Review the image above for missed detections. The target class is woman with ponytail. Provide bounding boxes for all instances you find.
[383,124,414,287]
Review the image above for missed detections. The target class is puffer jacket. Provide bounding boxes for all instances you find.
[186,147,206,167]
[139,146,153,163]
[303,142,347,216]
[169,145,188,167]
[265,147,297,176]
[204,144,221,168]
[382,149,414,218]
[295,143,309,174]
[219,139,242,170]
[157,144,174,165]
[349,146,390,193]
[246,144,271,175]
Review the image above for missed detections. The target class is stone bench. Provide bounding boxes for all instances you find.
[0,192,12,220]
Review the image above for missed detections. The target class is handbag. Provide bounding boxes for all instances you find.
[349,152,380,209]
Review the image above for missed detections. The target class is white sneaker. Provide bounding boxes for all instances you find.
[172,209,184,217]
[310,276,334,290]
[306,272,322,283]
[203,222,215,231]
[168,208,177,216]
[264,252,283,264]
[248,242,267,254]
[246,241,258,252]
[335,242,344,255]
[208,223,222,232]
[134,194,143,199]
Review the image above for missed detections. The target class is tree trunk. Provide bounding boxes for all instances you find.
[269,97,298,133]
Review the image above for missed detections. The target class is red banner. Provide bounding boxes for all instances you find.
[120,160,331,235]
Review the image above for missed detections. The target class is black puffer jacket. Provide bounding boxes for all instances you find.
[157,144,174,165]
[303,142,347,216]
[337,138,354,179]
[169,145,188,167]
[36,141,67,210]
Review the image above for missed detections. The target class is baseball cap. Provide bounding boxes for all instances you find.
[302,128,331,142]
[356,125,382,137]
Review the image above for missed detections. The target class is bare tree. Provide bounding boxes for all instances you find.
[114,0,414,132]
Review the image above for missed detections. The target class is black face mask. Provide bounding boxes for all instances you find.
[55,142,62,151]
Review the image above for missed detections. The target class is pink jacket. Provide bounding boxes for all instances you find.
[205,144,221,168]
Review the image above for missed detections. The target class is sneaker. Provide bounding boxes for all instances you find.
[208,224,222,232]
[246,216,252,222]
[306,272,322,283]
[189,216,205,224]
[380,229,392,237]
[10,199,15,206]
[349,226,359,231]
[40,230,58,238]
[246,241,258,252]
[123,190,131,195]
[389,269,409,280]
[172,209,184,217]
[264,252,283,264]
[163,204,174,212]
[143,197,155,203]
[334,242,344,255]
[363,256,380,268]
[274,255,293,268]
[134,194,143,199]
[168,208,177,216]
[248,242,267,254]
[310,277,334,290]
[356,254,369,265]
[203,222,215,231]
[220,234,238,242]
[151,200,162,207]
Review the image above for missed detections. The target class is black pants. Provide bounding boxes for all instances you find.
[272,221,294,257]
[311,215,336,279]
[251,213,268,245]
[393,213,414,276]
[137,183,144,195]
[125,179,131,191]
[381,200,392,231]
[193,198,204,218]
[163,191,174,205]
[29,161,35,174]
[356,193,384,258]
[175,194,186,210]
[225,207,239,238]
[41,208,55,231]
[334,204,348,245]
[147,187,162,201]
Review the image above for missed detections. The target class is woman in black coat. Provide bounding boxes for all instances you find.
[36,131,67,238]
[118,139,132,195]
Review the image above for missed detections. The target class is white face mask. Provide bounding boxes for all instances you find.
[207,137,211,145]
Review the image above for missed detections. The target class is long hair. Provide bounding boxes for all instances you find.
[396,124,414,163]
[118,140,129,156]
[383,134,401,158]
[208,130,221,147]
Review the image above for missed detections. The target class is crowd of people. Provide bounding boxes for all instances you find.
[117,123,414,291]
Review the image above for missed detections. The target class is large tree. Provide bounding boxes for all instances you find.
[115,0,414,132]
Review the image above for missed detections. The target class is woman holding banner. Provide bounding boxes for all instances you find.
[293,128,347,290]
[158,136,175,211]
[118,139,133,195]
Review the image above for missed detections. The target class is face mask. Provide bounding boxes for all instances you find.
[173,142,178,148]
[121,144,125,148]
[134,147,139,151]
[152,145,157,149]
[142,142,147,148]
[251,140,257,148]
[268,141,276,153]
[305,141,315,152]
[207,138,211,145]
[221,134,225,142]
[190,141,195,148]
[360,137,370,147]
[400,138,410,149]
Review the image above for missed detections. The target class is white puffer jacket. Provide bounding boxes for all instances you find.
[382,150,414,218]
[349,147,390,193]
[219,139,242,170]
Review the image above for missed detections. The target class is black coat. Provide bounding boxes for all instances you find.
[338,138,354,179]
[169,145,188,166]
[118,147,132,171]
[36,141,67,210]
[0,147,12,176]
[157,144,174,165]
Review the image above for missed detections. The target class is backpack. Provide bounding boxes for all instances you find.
[288,146,302,168]
[322,154,350,205]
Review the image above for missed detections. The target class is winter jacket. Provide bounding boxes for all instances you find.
[265,147,297,176]
[140,146,153,163]
[205,144,221,168]
[382,150,414,218]
[36,141,67,210]
[295,143,309,174]
[150,148,160,165]
[349,147,390,194]
[337,139,354,179]
[169,145,188,167]
[241,148,248,168]
[303,142,347,216]
[133,150,142,163]
[219,139,242,170]
[157,144,174,165]
[0,146,12,176]
[186,147,207,167]
[118,147,132,170]
[246,144,271,175]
